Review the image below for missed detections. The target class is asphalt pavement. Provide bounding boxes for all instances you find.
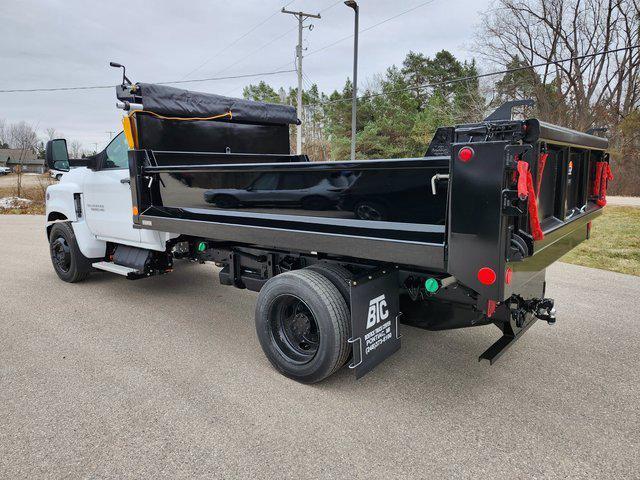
[1,215,639,479]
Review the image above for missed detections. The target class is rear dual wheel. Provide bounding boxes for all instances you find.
[255,267,352,383]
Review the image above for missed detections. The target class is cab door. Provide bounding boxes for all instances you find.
[83,132,141,244]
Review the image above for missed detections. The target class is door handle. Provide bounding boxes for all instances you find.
[120,178,131,184]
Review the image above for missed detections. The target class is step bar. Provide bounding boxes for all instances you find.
[92,261,143,278]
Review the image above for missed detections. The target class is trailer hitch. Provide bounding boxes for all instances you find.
[506,295,556,327]
[479,295,554,364]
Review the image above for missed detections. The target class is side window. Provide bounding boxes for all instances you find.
[103,132,128,169]
[251,173,279,190]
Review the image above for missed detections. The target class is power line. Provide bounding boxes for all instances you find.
[209,0,343,79]
[180,0,297,80]
[157,69,295,86]
[319,0,343,14]
[220,0,344,98]
[306,0,437,59]
[303,45,640,108]
[0,69,296,93]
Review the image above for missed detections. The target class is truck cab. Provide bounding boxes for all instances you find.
[45,132,176,265]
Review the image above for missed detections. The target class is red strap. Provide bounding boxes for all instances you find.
[595,162,613,207]
[592,162,604,198]
[536,153,548,195]
[526,170,544,240]
[515,160,544,241]
[516,160,529,200]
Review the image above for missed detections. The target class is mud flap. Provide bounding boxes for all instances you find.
[348,268,401,379]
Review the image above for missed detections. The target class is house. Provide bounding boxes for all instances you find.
[0,149,46,174]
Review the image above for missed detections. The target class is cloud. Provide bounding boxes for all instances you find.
[0,0,489,150]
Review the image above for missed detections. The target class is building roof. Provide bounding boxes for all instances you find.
[0,149,42,164]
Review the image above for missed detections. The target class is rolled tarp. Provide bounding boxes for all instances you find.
[134,83,298,126]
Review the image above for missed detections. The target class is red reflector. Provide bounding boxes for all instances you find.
[458,147,474,162]
[478,267,496,285]
[505,267,512,285]
[487,299,497,318]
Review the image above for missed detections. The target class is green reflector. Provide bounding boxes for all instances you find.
[197,242,207,252]
[425,278,439,293]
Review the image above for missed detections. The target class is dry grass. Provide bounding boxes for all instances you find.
[0,174,54,215]
[562,206,640,276]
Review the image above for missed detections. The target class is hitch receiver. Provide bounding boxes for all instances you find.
[479,296,555,364]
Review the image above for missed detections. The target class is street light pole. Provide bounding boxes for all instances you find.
[345,1,359,161]
[282,8,321,155]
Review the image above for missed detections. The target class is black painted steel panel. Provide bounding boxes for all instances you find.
[139,211,446,270]
[149,157,450,233]
[538,120,609,150]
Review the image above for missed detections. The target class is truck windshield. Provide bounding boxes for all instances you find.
[103,132,128,169]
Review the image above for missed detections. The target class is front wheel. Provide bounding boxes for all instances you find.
[255,270,351,383]
[49,222,93,283]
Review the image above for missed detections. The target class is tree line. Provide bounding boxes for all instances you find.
[0,119,86,159]
[243,0,640,195]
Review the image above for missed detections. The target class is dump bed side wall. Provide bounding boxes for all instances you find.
[130,152,450,269]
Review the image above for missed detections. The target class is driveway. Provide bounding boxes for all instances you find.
[1,215,638,479]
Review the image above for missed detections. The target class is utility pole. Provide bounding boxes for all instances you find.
[105,131,115,140]
[281,7,321,155]
[345,1,359,161]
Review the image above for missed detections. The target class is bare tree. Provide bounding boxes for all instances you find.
[7,122,39,197]
[45,127,58,141]
[476,0,640,129]
[8,121,39,152]
[68,140,83,159]
[476,0,640,194]
[0,119,7,148]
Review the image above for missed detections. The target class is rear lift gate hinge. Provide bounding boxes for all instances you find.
[504,143,533,169]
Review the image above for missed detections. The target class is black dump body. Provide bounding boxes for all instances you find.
[123,83,609,317]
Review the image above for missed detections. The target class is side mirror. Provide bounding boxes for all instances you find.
[45,139,70,172]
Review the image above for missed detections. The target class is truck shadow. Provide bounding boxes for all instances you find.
[79,260,527,402]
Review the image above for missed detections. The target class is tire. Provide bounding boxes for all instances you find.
[305,263,353,306]
[354,200,388,221]
[49,222,94,283]
[255,269,351,383]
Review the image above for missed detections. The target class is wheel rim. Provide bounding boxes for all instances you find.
[269,295,320,364]
[356,203,382,221]
[50,235,71,273]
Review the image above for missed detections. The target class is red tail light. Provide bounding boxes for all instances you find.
[458,147,474,162]
[477,267,496,285]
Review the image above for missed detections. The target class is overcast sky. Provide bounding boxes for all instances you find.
[1,0,491,151]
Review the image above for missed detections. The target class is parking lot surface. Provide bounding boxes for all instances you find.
[1,215,639,479]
